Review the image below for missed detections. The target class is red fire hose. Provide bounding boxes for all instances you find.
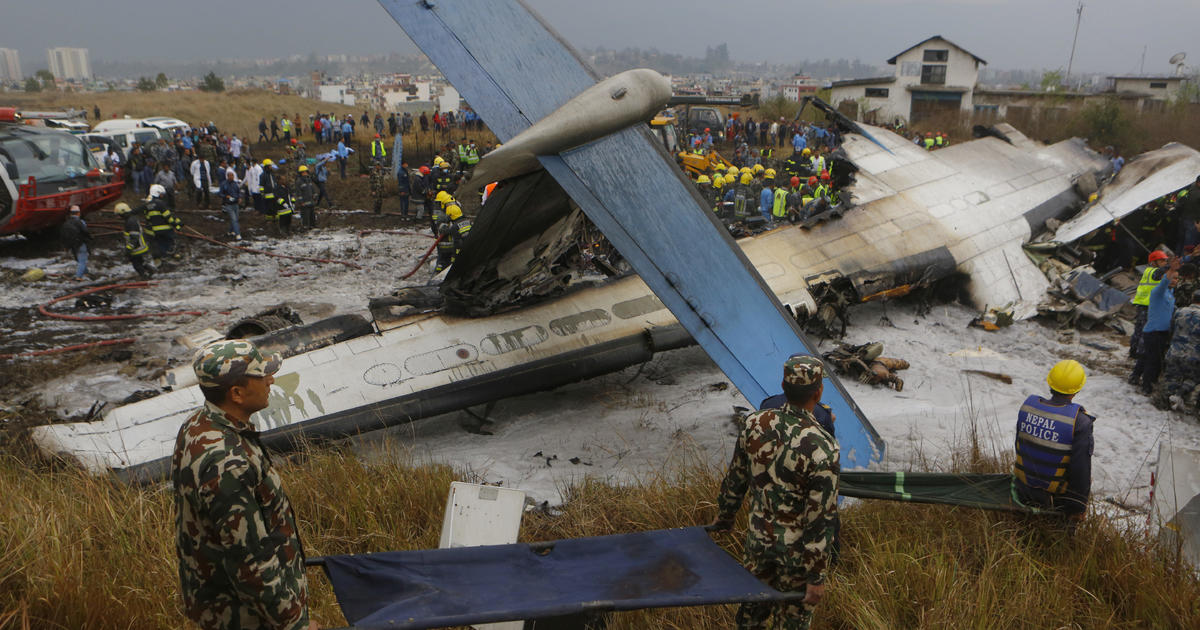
[182,227,364,270]
[38,281,205,322]
[0,337,137,361]
[400,234,445,280]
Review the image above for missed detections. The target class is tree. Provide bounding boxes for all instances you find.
[35,69,55,90]
[1074,97,1133,149]
[155,73,169,89]
[1040,70,1064,92]
[199,71,225,93]
[136,76,156,92]
[23,77,41,92]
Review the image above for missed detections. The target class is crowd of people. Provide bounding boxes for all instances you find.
[683,117,847,229]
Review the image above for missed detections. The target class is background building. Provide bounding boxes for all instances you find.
[0,48,21,82]
[46,47,91,82]
[830,35,986,125]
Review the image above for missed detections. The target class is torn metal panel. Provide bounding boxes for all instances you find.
[1054,143,1200,244]
[1151,444,1200,570]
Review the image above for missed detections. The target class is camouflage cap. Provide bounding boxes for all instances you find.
[783,355,824,386]
[192,340,282,388]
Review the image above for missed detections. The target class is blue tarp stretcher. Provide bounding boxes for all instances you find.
[312,527,803,629]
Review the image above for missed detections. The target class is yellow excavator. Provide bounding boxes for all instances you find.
[649,93,754,177]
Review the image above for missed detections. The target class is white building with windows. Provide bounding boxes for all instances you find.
[1108,76,1186,102]
[830,36,986,125]
[0,48,21,82]
[46,47,91,82]
[318,84,355,106]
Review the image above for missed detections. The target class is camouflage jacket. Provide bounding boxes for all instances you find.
[717,402,840,584]
[172,401,308,630]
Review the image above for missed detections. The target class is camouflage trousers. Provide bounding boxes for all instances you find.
[736,539,816,630]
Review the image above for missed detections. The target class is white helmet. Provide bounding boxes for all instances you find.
[148,184,166,199]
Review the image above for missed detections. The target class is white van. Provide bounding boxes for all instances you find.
[88,126,173,160]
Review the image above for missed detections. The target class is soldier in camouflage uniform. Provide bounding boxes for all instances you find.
[1156,291,1200,411]
[369,162,386,214]
[712,356,840,630]
[172,340,312,630]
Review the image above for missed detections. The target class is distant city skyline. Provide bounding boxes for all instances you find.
[3,0,1198,77]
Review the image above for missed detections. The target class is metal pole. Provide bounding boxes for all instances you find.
[1066,1,1084,82]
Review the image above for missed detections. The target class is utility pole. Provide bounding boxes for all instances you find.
[1140,45,1147,75]
[1066,1,1084,84]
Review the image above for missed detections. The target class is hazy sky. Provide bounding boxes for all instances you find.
[5,0,1197,75]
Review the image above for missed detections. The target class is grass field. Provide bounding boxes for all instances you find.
[1,441,1197,630]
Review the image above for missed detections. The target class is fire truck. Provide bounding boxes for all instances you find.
[0,107,125,237]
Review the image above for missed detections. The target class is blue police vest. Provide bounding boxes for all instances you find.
[1013,395,1079,494]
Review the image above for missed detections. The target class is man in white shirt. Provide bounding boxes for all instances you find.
[190,157,213,209]
[244,160,264,214]
[230,135,243,159]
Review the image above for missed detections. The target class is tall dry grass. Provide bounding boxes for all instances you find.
[2,89,497,164]
[2,436,1198,630]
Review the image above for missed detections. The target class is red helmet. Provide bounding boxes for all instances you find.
[290,139,297,144]
[419,165,431,175]
[807,176,818,186]
[375,133,381,138]
[819,171,830,180]
[704,127,710,133]
[790,176,800,186]
[1148,250,1169,263]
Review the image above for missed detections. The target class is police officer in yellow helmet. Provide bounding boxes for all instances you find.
[1013,360,1095,523]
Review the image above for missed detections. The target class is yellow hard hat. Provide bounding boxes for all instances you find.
[696,175,711,184]
[740,166,752,175]
[113,202,132,215]
[446,204,463,220]
[1046,360,1086,395]
[802,148,811,156]
[752,164,765,173]
[740,172,752,185]
[436,191,454,204]
[262,159,274,166]
[727,166,739,177]
[764,168,776,179]
[713,174,725,188]
[297,165,308,172]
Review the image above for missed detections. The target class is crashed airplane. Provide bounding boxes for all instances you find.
[30,0,1200,482]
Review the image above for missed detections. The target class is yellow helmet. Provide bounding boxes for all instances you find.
[262,159,274,166]
[713,174,725,188]
[740,172,752,185]
[696,175,711,184]
[297,165,308,173]
[436,191,454,205]
[739,166,752,175]
[1046,360,1086,395]
[446,204,463,221]
[113,202,132,215]
[764,168,776,179]
[752,163,765,174]
[801,148,811,156]
[727,165,739,177]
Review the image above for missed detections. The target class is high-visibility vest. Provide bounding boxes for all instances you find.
[772,187,788,217]
[1013,395,1080,494]
[371,141,386,158]
[924,137,935,149]
[1132,266,1163,306]
[465,146,480,165]
[281,119,291,132]
[145,201,176,233]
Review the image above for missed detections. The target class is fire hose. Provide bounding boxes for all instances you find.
[401,234,445,280]
[0,337,137,361]
[181,227,364,270]
[38,281,205,322]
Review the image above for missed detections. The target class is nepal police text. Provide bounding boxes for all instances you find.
[1019,414,1064,442]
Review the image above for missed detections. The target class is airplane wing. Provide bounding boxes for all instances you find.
[1053,143,1200,244]
[377,0,883,467]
